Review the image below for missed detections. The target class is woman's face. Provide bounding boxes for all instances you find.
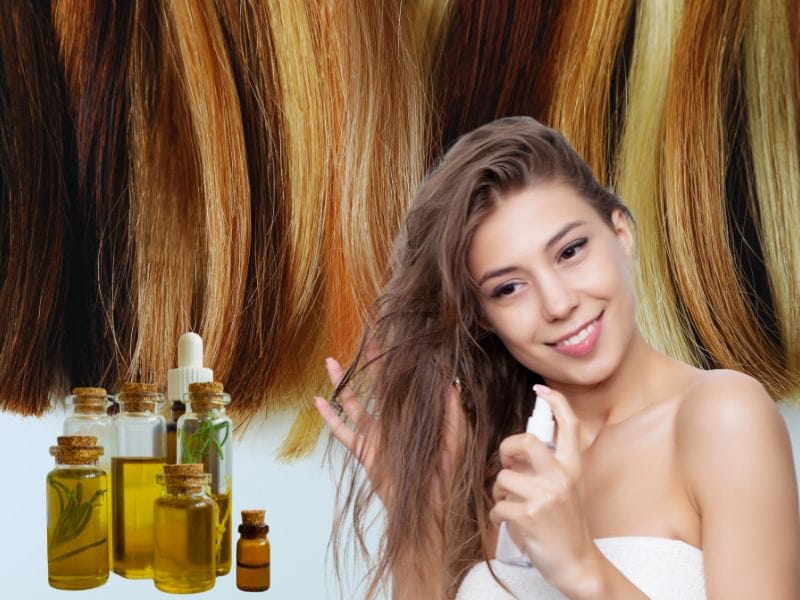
[467,182,636,387]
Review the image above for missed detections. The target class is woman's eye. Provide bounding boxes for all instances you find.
[559,238,588,261]
[490,282,518,298]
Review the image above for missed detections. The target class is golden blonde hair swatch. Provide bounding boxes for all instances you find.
[280,0,450,459]
[0,1,72,414]
[744,0,800,396]
[547,0,635,185]
[613,0,700,365]
[664,0,795,398]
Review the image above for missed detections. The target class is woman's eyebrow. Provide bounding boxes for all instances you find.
[477,220,588,286]
[544,220,587,252]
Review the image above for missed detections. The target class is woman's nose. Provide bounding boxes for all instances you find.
[537,275,579,322]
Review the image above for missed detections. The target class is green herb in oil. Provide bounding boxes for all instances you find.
[48,479,106,562]
[180,419,230,464]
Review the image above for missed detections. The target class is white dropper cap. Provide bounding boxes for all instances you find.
[526,390,555,444]
[167,332,214,402]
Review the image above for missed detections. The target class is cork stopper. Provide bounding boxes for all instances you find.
[50,435,104,465]
[157,463,211,494]
[117,382,163,413]
[241,510,266,526]
[188,381,224,394]
[185,381,230,412]
[68,387,111,415]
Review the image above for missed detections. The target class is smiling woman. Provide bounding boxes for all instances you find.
[314,117,800,599]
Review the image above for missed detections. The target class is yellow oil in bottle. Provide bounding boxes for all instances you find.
[111,457,165,578]
[154,491,217,593]
[47,468,109,590]
[212,490,232,575]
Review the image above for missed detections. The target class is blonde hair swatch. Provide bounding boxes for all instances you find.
[0,1,71,414]
[744,0,800,392]
[547,0,635,185]
[281,0,448,459]
[613,0,700,365]
[664,0,794,398]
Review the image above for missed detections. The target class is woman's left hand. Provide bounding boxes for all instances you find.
[490,384,600,592]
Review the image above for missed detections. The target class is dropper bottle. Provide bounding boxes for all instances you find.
[166,333,213,464]
[495,388,555,567]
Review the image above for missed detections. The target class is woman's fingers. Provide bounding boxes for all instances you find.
[325,357,366,424]
[532,385,582,477]
[314,395,357,451]
[499,432,557,473]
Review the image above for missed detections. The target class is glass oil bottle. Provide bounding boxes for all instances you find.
[63,387,115,567]
[153,463,217,593]
[112,382,166,578]
[47,436,108,590]
[166,332,213,464]
[236,510,270,592]
[177,381,233,575]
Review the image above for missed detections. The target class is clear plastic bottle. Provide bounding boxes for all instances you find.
[63,387,116,567]
[236,510,270,592]
[47,436,109,590]
[111,383,166,578]
[153,464,217,593]
[177,381,233,575]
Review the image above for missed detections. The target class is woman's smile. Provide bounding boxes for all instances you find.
[548,311,604,357]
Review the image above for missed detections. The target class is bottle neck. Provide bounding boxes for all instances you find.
[239,524,269,539]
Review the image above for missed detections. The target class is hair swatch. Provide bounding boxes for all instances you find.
[0,1,73,414]
[664,0,795,398]
[547,0,635,185]
[214,0,288,420]
[613,1,701,365]
[53,0,138,390]
[434,0,565,159]
[744,0,800,393]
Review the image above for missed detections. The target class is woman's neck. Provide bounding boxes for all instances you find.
[545,331,676,445]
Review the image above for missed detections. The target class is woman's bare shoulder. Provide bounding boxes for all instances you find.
[673,368,784,441]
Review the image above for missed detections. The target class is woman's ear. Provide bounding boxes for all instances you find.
[611,209,635,260]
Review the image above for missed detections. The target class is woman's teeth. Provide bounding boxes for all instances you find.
[557,321,596,347]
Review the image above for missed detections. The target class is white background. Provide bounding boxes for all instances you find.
[1,402,799,598]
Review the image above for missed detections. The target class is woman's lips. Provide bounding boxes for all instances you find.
[550,313,603,358]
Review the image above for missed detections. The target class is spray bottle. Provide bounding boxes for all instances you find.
[166,333,213,464]
[495,388,555,566]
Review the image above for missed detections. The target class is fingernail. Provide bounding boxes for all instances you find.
[533,384,551,395]
[325,357,335,369]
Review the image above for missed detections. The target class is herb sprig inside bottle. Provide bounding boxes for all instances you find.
[177,381,234,575]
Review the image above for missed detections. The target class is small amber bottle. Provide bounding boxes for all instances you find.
[46,436,109,590]
[153,464,217,593]
[236,510,270,592]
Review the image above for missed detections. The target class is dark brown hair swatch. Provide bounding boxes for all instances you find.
[0,1,73,414]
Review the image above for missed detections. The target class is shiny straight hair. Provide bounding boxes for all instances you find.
[0,0,73,414]
[663,0,796,398]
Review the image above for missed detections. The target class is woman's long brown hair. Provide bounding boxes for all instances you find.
[331,117,635,598]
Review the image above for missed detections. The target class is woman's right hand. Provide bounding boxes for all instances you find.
[314,356,466,511]
[314,357,388,503]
